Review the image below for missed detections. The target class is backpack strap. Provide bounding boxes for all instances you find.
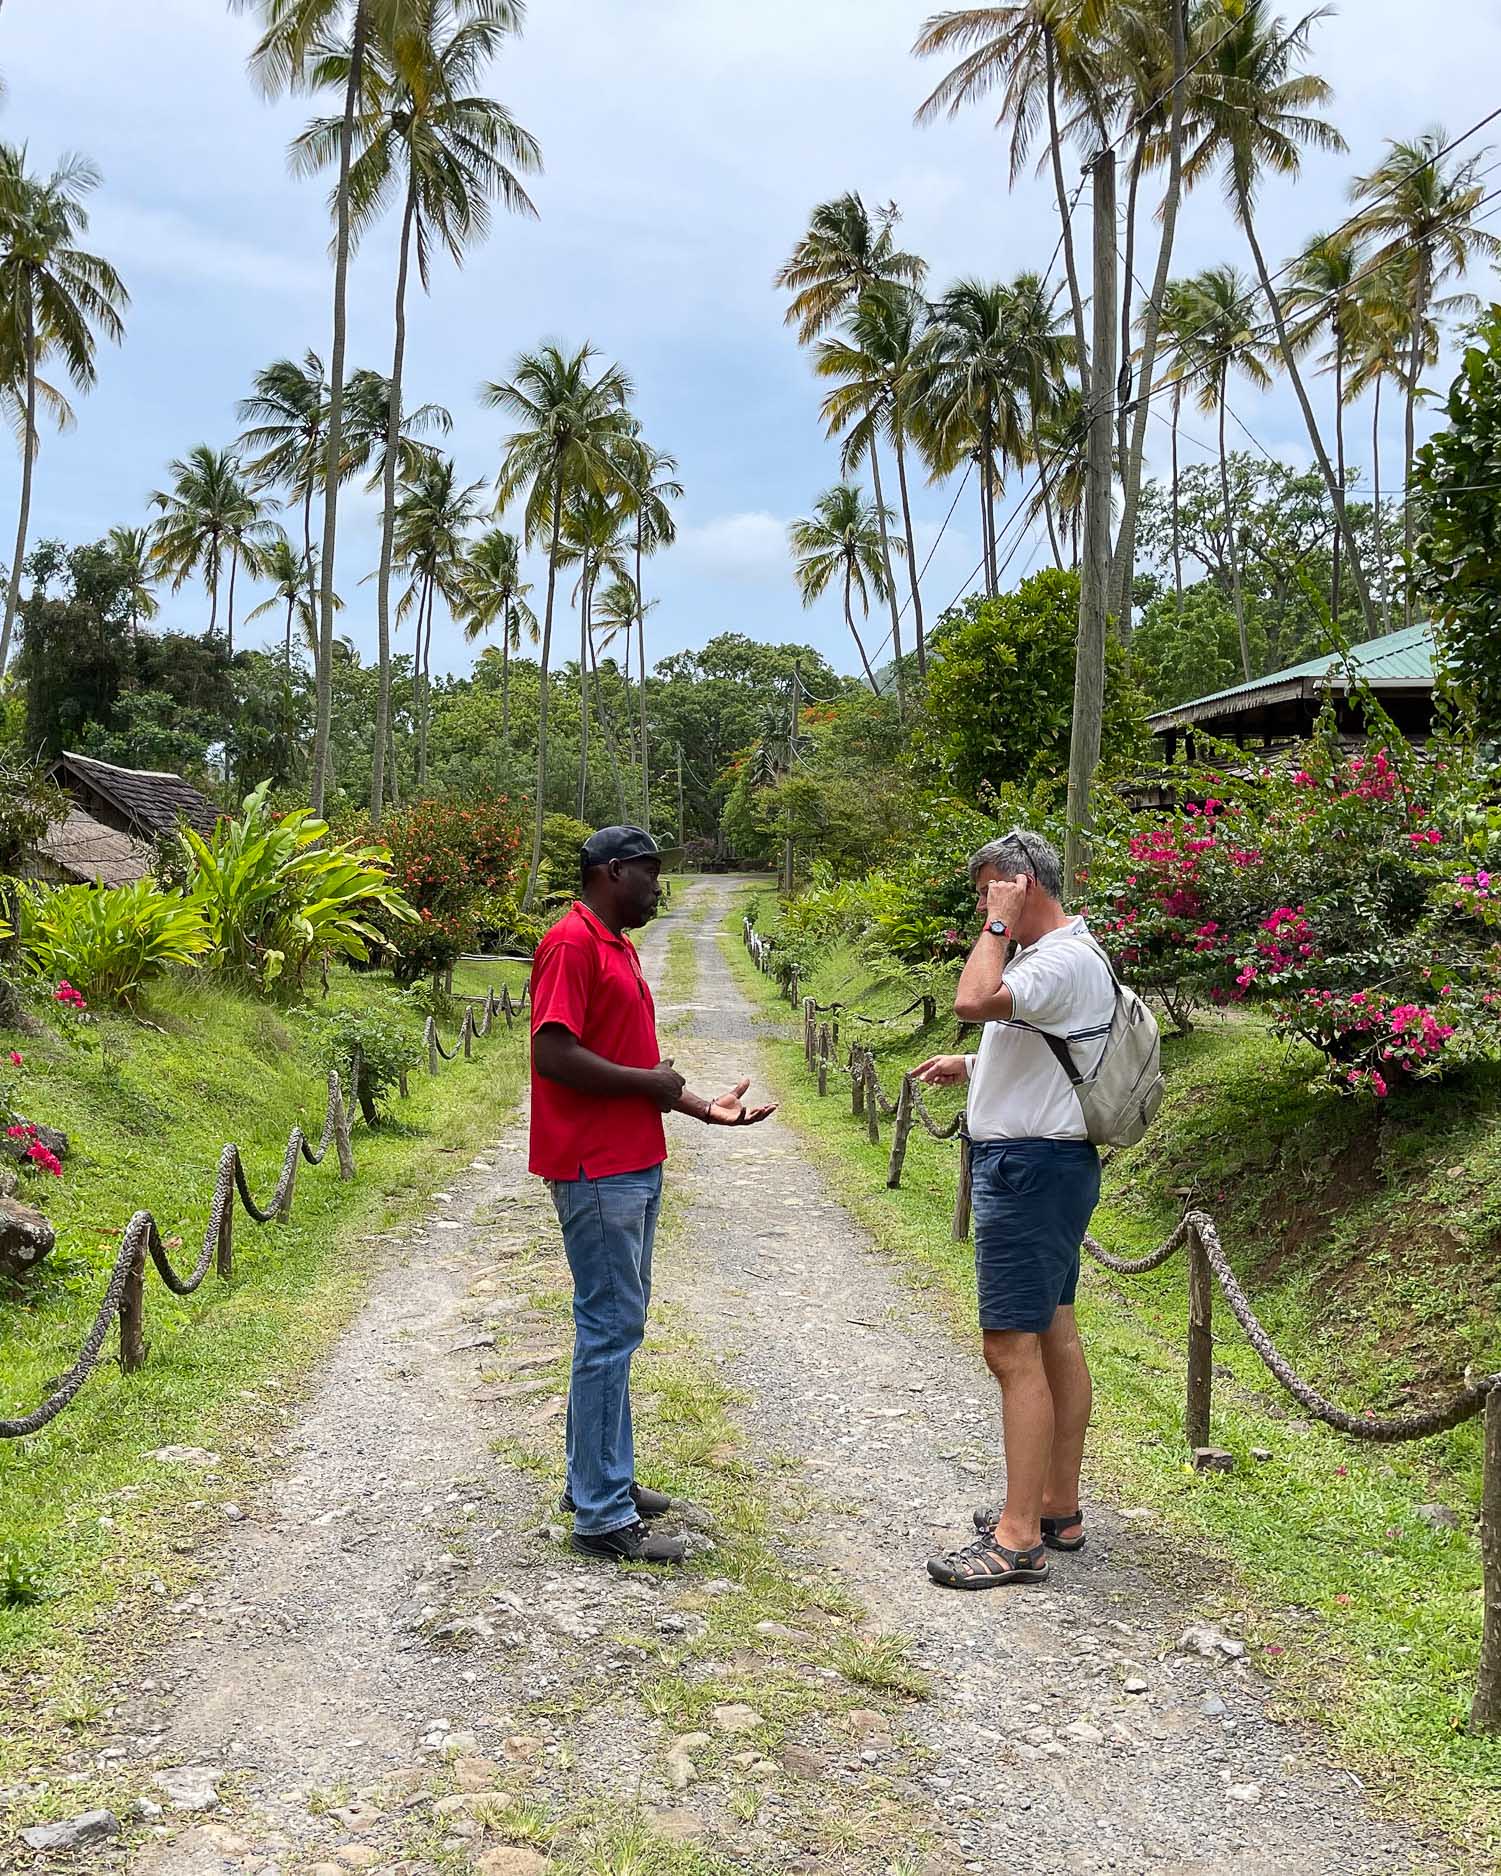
[1030,929,1122,1089]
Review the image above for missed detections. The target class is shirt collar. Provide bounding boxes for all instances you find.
[572,899,629,949]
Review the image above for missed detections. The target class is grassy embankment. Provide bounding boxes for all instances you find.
[722,890,1501,1848]
[0,969,526,1783]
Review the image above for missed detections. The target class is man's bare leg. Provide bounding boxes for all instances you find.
[1039,1304,1092,1522]
[982,1329,1053,1550]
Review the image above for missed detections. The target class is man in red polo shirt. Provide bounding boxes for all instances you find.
[530,825,775,1563]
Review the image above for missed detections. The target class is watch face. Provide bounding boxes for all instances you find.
[988,919,1008,937]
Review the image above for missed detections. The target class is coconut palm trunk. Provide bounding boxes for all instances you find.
[1171,383,1183,613]
[501,613,512,744]
[372,173,419,826]
[866,431,905,714]
[1402,249,1429,630]
[522,471,565,912]
[0,299,38,680]
[208,544,221,638]
[1332,332,1345,625]
[1218,376,1251,682]
[226,543,240,657]
[576,572,592,820]
[1109,0,1187,632]
[635,515,651,826]
[310,0,368,816]
[417,572,434,786]
[892,422,924,675]
[1373,375,1389,631]
[843,571,880,694]
[1116,130,1148,475]
[1239,201,1377,637]
[587,620,629,820]
[1044,29,1090,402]
[1030,410,1064,570]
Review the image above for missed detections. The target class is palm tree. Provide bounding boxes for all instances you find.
[1348,129,1501,624]
[592,575,642,665]
[236,350,329,578]
[558,488,632,819]
[150,446,264,647]
[788,483,900,694]
[484,342,634,909]
[1152,276,1205,611]
[0,146,127,678]
[1169,266,1274,681]
[106,525,160,642]
[1024,384,1088,567]
[615,430,681,828]
[392,451,484,784]
[232,0,375,812]
[910,277,1031,597]
[1284,229,1364,623]
[339,366,452,483]
[459,524,535,743]
[815,283,940,704]
[294,0,540,822]
[1185,0,1376,635]
[913,4,1108,402]
[222,476,280,655]
[773,190,926,344]
[245,532,318,669]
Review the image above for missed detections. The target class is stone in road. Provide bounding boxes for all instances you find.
[102,876,1447,1876]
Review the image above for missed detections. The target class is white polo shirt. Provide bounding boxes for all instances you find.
[965,917,1117,1142]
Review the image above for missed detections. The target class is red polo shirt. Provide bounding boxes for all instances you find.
[528,901,667,1180]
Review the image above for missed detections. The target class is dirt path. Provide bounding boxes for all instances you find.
[69,877,1447,1876]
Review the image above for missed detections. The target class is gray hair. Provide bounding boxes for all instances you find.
[967,827,1063,900]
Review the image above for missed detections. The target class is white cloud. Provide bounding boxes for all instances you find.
[673,511,791,585]
[90,202,325,298]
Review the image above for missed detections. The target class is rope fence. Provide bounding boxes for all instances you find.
[743,915,1501,1733]
[1,976,528,1444]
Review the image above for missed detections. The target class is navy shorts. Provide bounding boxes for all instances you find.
[970,1138,1102,1334]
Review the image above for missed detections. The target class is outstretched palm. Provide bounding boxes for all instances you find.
[707,1078,777,1126]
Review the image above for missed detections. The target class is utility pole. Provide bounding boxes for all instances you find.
[1064,148,1118,898]
[676,742,685,852]
[782,659,800,895]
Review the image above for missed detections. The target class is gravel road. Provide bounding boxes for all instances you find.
[49,875,1451,1876]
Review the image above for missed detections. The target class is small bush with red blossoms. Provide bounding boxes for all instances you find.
[373,797,524,983]
[1089,723,1501,1096]
[0,1049,63,1179]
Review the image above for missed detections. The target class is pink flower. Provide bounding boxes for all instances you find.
[6,1051,20,1067]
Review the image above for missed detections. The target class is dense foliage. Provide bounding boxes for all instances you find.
[376,796,523,981]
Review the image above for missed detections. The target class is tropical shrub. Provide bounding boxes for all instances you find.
[1087,726,1501,1093]
[14,878,212,1005]
[538,813,594,896]
[378,796,523,982]
[184,782,414,992]
[301,1001,419,1121]
[921,570,1145,799]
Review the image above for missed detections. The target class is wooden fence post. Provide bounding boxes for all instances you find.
[501,984,515,1030]
[1472,1389,1501,1733]
[851,1048,866,1122]
[462,1007,474,1060]
[444,964,454,996]
[865,1057,881,1146]
[922,994,936,1026]
[887,1074,915,1188]
[119,1238,146,1373]
[427,1017,439,1076]
[950,1135,973,1242]
[817,1024,830,1098]
[1186,1221,1214,1452]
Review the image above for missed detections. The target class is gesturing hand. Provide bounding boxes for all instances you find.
[984,876,1027,934]
[912,1054,968,1086]
[643,1057,688,1111]
[706,1076,778,1126]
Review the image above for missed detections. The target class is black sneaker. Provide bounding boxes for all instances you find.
[570,1519,687,1565]
[561,1481,673,1521]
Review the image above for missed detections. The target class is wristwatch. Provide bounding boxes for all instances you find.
[987,919,1009,939]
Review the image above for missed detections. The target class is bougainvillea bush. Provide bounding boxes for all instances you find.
[375,798,524,982]
[1088,726,1501,1095]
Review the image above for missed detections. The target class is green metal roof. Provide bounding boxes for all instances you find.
[1148,623,1435,732]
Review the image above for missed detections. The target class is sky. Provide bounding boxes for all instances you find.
[4,0,1501,686]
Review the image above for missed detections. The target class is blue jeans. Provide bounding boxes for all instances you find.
[549,1164,663,1535]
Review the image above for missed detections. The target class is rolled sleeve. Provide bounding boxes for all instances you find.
[529,937,594,1040]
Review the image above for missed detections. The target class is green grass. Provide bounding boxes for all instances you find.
[0,966,526,1782]
[724,898,1501,1853]
[448,954,533,1005]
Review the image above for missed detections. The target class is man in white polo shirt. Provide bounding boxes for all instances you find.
[913,829,1115,1590]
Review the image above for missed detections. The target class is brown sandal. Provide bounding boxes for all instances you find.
[972,1505,1086,1552]
[927,1535,1049,1590]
